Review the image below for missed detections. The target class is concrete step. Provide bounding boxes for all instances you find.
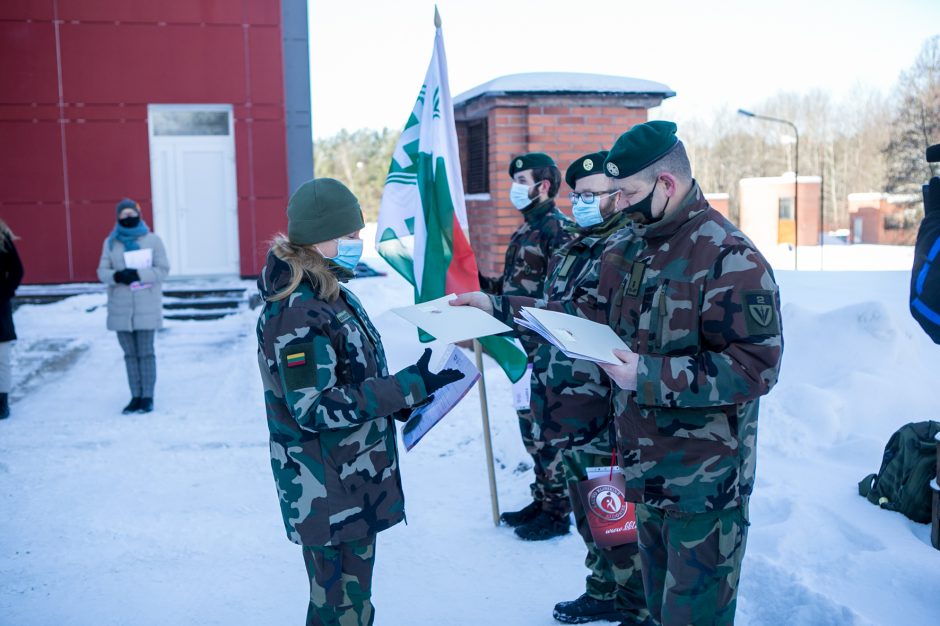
[162,297,242,311]
[164,310,236,322]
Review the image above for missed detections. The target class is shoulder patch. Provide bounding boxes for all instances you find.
[280,340,316,390]
[743,290,780,335]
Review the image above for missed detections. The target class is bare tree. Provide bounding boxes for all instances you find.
[884,35,940,209]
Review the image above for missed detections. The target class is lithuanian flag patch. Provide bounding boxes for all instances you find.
[286,352,307,368]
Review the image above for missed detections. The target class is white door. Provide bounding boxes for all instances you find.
[148,105,239,276]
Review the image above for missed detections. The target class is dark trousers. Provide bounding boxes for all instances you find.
[636,499,750,626]
[302,536,376,626]
[116,330,156,398]
[518,407,571,517]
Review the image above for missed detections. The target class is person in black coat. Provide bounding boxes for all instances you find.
[911,174,940,344]
[0,219,24,419]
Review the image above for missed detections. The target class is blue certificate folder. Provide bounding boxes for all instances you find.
[401,345,481,451]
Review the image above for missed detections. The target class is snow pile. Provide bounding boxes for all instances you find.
[1,244,938,625]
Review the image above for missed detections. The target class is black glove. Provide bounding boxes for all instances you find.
[393,394,435,423]
[113,269,141,285]
[414,348,465,394]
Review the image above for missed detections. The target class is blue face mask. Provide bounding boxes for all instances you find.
[572,197,604,227]
[510,182,536,210]
[325,238,363,270]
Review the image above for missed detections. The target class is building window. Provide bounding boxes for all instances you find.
[151,109,231,136]
[466,120,488,194]
[778,197,794,220]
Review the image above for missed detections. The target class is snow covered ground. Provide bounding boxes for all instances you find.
[1,240,938,626]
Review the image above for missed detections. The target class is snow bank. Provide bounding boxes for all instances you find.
[1,246,938,625]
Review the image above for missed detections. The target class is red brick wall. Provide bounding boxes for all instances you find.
[458,97,647,277]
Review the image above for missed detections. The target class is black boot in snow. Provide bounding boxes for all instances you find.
[122,397,142,414]
[0,393,9,420]
[514,510,570,541]
[137,398,154,413]
[553,593,623,624]
[499,500,541,527]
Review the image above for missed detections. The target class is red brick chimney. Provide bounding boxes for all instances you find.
[453,72,674,277]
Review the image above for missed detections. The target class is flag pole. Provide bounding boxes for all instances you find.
[473,339,501,526]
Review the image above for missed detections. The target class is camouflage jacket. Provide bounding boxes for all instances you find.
[256,252,429,546]
[597,184,783,512]
[479,199,573,357]
[527,209,634,451]
[495,184,783,512]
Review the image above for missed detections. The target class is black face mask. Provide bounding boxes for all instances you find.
[119,216,140,228]
[627,180,670,224]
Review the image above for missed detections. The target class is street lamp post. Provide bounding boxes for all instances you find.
[738,109,800,270]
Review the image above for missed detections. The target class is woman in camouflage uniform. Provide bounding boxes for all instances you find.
[256,178,462,626]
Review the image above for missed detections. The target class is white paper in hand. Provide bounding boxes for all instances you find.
[391,294,512,344]
[123,249,153,291]
[519,307,628,365]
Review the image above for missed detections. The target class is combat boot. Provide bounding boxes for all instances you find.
[500,500,541,527]
[514,510,570,540]
[0,393,9,419]
[553,593,622,624]
[138,398,154,413]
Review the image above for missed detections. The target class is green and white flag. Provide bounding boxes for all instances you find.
[376,18,526,382]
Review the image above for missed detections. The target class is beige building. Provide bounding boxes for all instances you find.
[738,173,821,255]
[847,193,919,245]
[704,193,730,220]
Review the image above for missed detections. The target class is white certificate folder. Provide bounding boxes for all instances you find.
[515,307,628,365]
[391,294,513,345]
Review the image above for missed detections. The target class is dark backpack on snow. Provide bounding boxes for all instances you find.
[858,420,940,524]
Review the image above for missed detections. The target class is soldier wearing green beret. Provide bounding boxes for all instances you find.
[479,152,574,540]
[591,122,783,626]
[535,152,649,624]
[453,122,783,625]
[256,178,464,626]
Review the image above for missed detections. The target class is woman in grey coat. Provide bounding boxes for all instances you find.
[97,199,170,414]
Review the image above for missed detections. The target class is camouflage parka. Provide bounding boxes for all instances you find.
[597,184,783,513]
[256,252,429,546]
[494,184,783,513]
[479,198,573,357]
[527,208,634,451]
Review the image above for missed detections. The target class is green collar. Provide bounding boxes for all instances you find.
[573,206,633,239]
[521,198,556,223]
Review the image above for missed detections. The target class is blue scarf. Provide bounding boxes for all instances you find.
[108,220,150,251]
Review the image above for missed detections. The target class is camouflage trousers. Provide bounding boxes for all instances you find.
[302,536,376,626]
[518,408,571,517]
[564,449,649,621]
[635,499,750,626]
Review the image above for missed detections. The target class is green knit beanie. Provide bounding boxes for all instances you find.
[286,178,365,245]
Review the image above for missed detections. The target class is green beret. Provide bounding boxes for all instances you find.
[508,152,556,177]
[565,151,609,188]
[603,121,679,179]
[287,178,365,245]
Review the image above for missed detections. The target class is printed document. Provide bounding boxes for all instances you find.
[402,345,481,450]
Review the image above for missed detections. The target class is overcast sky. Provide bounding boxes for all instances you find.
[308,0,939,139]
